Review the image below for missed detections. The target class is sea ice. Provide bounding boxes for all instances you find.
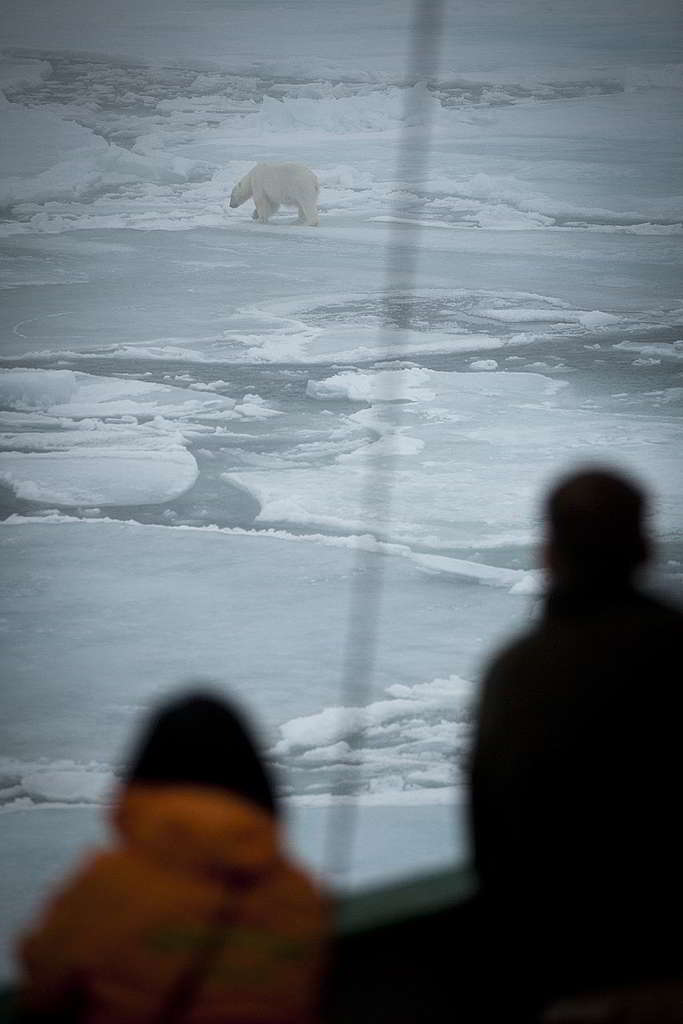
[0,369,287,504]
[227,366,683,548]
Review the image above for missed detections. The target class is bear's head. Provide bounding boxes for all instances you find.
[229,176,250,208]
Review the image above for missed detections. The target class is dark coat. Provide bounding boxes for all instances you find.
[469,582,683,1012]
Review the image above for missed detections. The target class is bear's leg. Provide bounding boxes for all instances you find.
[299,200,319,227]
[254,198,269,222]
[252,208,259,220]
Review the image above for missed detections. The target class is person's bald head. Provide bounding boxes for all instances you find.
[544,468,650,585]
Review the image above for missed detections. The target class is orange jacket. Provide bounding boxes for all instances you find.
[18,785,330,1024]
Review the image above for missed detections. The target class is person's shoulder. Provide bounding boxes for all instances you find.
[640,588,683,618]
[17,847,116,952]
[629,588,683,635]
[46,845,157,916]
[278,856,329,902]
[257,855,331,936]
[45,847,115,897]
[482,624,545,680]
[53,848,131,909]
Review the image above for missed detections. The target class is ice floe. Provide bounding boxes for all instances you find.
[0,369,281,505]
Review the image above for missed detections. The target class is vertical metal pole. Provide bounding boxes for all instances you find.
[324,0,446,886]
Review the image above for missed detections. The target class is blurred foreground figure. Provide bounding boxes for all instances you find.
[469,468,683,1022]
[17,693,329,1024]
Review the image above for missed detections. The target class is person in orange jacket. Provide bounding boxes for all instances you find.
[17,693,330,1024]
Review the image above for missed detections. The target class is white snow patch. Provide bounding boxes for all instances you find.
[469,359,499,371]
[0,449,198,506]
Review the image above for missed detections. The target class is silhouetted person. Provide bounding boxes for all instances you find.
[17,693,329,1024]
[469,468,683,1021]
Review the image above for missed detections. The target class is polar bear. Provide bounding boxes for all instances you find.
[229,162,320,226]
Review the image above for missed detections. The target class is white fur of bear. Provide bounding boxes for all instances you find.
[229,162,320,226]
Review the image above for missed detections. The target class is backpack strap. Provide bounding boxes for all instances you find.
[152,894,243,1024]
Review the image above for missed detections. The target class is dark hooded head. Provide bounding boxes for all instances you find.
[125,692,278,818]
[545,467,650,586]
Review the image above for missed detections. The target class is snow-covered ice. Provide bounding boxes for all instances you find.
[1,0,683,983]
[0,368,285,504]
